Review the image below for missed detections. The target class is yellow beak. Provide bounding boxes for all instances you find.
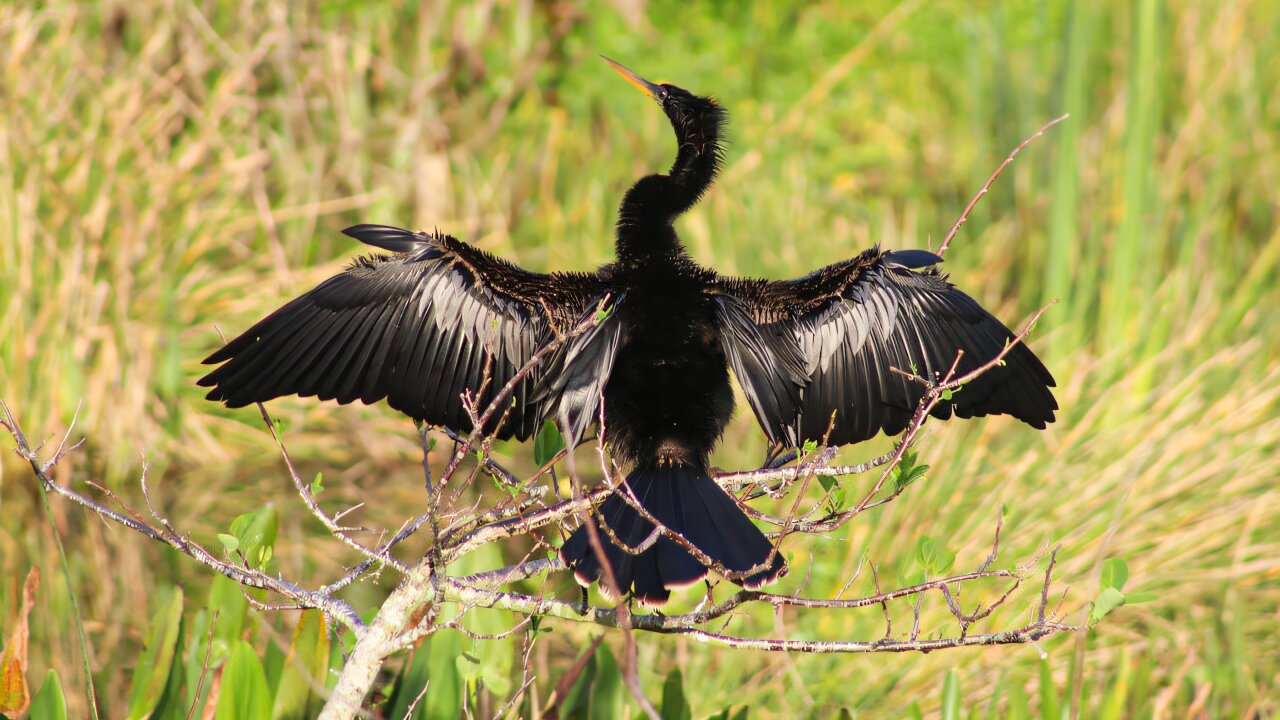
[602,56,662,100]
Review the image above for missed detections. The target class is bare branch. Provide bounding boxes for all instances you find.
[2,402,367,635]
[937,114,1069,256]
[256,402,407,574]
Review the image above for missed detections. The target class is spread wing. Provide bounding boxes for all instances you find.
[199,224,609,441]
[712,248,1057,447]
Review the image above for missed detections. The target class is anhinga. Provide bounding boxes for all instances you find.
[200,58,1057,606]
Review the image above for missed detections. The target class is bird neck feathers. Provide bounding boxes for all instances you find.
[614,101,725,265]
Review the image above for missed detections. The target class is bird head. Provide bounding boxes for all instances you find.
[602,56,725,155]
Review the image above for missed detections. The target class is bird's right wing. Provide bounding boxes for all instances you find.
[712,248,1057,447]
[199,224,610,441]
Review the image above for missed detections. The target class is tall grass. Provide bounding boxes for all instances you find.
[1,0,1277,716]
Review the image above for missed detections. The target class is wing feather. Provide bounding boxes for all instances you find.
[537,296,623,449]
[711,295,807,445]
[200,224,608,441]
[712,249,1056,446]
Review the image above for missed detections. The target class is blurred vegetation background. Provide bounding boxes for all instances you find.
[1,0,1277,716]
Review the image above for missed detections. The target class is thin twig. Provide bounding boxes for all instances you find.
[2,404,367,635]
[937,114,1069,256]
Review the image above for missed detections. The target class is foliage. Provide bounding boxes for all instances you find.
[0,0,1277,717]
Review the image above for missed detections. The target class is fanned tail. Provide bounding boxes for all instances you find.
[561,463,786,606]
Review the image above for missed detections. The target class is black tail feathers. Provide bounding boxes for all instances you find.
[560,463,786,606]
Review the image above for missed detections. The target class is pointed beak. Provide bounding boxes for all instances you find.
[601,56,663,100]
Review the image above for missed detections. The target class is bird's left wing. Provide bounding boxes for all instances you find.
[711,248,1057,447]
[199,224,610,441]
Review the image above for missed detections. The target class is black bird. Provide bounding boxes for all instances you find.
[199,58,1056,606]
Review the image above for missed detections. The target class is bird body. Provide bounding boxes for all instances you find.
[200,59,1057,606]
[596,253,732,466]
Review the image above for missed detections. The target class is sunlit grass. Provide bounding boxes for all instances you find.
[1,0,1277,716]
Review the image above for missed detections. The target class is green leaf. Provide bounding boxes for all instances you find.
[1100,558,1129,592]
[230,506,278,571]
[1099,648,1132,720]
[534,420,565,467]
[386,642,430,719]
[309,472,324,496]
[445,543,517,701]
[940,669,960,720]
[459,607,515,699]
[916,536,939,571]
[936,547,957,575]
[588,644,625,720]
[413,429,436,454]
[891,451,929,493]
[491,473,521,499]
[182,579,250,715]
[661,669,691,720]
[1089,587,1126,626]
[801,439,818,455]
[217,534,240,553]
[559,643,598,719]
[897,567,927,589]
[1123,591,1157,604]
[831,484,850,511]
[181,609,213,715]
[271,610,330,720]
[209,576,249,646]
[384,630,464,720]
[941,389,954,401]
[1003,676,1031,720]
[1038,657,1060,720]
[150,615,189,720]
[126,586,184,720]
[426,630,463,719]
[261,638,286,704]
[29,670,67,720]
[215,641,271,720]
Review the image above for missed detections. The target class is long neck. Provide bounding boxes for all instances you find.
[665,113,724,212]
[615,107,724,265]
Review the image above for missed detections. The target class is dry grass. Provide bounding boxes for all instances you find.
[1,0,1277,716]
